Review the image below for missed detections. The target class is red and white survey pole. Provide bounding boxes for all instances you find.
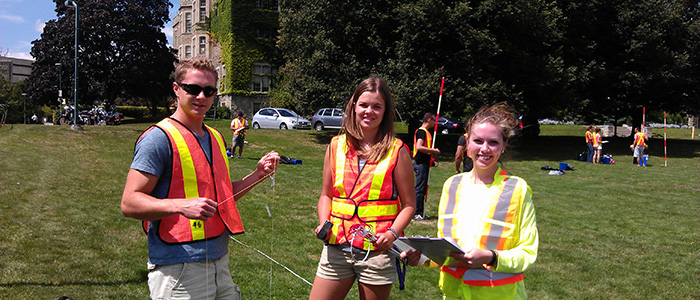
[424,77,445,208]
[431,77,445,149]
[664,111,668,167]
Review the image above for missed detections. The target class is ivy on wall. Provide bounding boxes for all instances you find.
[209,0,279,95]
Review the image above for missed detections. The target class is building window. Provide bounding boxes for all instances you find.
[199,0,206,22]
[251,63,271,92]
[255,29,270,38]
[256,0,277,10]
[185,13,192,33]
[185,46,192,58]
[199,36,207,55]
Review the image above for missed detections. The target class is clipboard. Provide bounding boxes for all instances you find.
[398,237,465,266]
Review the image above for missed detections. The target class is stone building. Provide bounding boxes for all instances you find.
[172,0,278,118]
[0,56,33,83]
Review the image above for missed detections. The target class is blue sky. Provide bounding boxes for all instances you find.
[0,0,179,60]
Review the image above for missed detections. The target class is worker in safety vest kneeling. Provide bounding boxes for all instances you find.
[402,102,538,300]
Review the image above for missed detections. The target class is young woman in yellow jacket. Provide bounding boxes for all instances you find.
[403,102,538,300]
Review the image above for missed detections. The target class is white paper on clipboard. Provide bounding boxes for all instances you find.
[397,237,465,266]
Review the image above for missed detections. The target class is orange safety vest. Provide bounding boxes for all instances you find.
[438,169,526,287]
[412,127,432,158]
[140,118,244,244]
[232,117,247,135]
[329,134,405,250]
[585,131,592,143]
[634,132,645,146]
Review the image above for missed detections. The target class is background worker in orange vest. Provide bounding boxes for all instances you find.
[593,127,602,164]
[632,127,648,166]
[230,111,249,159]
[454,123,474,174]
[413,113,441,220]
[121,56,279,300]
[309,77,416,300]
[585,125,594,163]
[402,102,538,300]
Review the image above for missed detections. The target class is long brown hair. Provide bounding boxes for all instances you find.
[340,77,395,163]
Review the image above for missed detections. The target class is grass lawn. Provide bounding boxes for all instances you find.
[0,122,698,299]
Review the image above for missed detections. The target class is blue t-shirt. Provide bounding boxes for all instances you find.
[131,125,229,265]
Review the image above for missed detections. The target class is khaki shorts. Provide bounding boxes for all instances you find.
[148,254,241,300]
[316,244,396,285]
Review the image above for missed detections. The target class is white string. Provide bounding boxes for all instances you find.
[230,236,314,286]
[268,164,276,300]
[204,165,275,299]
[217,170,275,208]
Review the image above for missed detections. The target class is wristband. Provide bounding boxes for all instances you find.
[488,250,498,266]
[387,228,399,239]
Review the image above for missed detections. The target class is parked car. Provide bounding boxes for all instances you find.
[436,116,464,135]
[252,108,311,130]
[514,115,540,137]
[311,108,344,131]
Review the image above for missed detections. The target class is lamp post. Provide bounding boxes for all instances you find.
[21,93,27,124]
[65,0,81,130]
[55,62,62,100]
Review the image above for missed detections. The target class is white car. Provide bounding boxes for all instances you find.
[252,108,311,130]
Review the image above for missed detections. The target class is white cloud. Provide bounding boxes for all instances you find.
[162,26,173,47]
[0,9,24,22]
[162,26,173,39]
[34,19,45,33]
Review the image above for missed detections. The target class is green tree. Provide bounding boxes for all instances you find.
[209,0,279,93]
[0,75,28,124]
[27,0,176,111]
[277,0,566,126]
[559,0,700,125]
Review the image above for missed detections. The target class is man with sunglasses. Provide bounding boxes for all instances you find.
[121,56,279,300]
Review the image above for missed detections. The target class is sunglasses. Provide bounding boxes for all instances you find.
[177,82,218,97]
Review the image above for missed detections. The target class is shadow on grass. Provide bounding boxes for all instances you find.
[509,135,700,161]
[0,270,147,288]
[311,130,699,163]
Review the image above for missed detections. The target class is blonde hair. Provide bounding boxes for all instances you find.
[173,56,218,83]
[340,77,395,163]
[465,102,518,143]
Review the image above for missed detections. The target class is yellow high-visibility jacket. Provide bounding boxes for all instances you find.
[436,168,538,300]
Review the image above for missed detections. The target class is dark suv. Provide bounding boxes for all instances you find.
[514,115,540,137]
[311,108,344,131]
[436,116,464,135]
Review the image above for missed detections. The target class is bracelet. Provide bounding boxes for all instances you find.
[488,250,498,266]
[387,228,399,239]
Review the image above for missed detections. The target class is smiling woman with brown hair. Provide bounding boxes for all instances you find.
[309,77,415,300]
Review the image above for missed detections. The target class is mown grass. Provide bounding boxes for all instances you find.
[0,123,698,299]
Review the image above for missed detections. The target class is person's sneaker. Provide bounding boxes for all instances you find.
[413,215,424,221]
[237,156,242,159]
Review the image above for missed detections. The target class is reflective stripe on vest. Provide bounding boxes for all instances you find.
[592,133,600,147]
[634,132,645,146]
[412,127,432,158]
[438,168,524,286]
[329,134,402,250]
[233,118,246,134]
[140,118,244,244]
